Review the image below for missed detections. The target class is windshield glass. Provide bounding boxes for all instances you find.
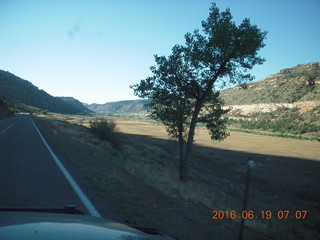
[1,1,319,239]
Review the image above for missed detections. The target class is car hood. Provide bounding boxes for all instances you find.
[0,211,172,240]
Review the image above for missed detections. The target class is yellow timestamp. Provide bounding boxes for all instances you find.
[212,210,308,220]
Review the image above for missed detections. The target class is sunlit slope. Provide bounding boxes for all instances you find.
[87,100,149,115]
[220,62,320,137]
[220,62,320,104]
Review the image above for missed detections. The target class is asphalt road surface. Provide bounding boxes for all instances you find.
[0,114,90,214]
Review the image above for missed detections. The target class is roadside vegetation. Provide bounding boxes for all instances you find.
[89,118,122,150]
[0,97,15,119]
[32,113,320,240]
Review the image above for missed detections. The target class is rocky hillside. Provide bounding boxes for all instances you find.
[58,97,92,114]
[220,62,320,138]
[219,62,320,117]
[87,62,320,138]
[88,62,320,116]
[0,70,92,115]
[87,100,149,115]
[220,62,320,105]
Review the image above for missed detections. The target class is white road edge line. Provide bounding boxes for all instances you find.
[30,117,101,217]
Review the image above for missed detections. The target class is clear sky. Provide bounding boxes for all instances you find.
[1,0,319,104]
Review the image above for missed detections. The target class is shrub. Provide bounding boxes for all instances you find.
[39,109,48,115]
[89,118,122,150]
[0,98,15,119]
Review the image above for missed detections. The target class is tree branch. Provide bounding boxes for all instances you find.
[201,60,228,102]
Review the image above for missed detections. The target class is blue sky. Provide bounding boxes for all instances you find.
[1,0,319,104]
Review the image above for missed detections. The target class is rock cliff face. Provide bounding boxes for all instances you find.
[221,62,320,105]
[220,62,320,116]
[224,101,320,115]
[217,63,320,137]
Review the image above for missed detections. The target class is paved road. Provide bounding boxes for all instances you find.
[0,114,88,213]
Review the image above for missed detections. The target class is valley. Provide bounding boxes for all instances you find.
[115,118,320,160]
[32,113,320,240]
[1,62,320,239]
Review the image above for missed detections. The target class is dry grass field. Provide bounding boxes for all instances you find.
[33,114,320,240]
[115,118,320,161]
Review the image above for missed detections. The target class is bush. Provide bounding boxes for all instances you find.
[39,109,48,115]
[89,118,122,150]
[0,98,15,119]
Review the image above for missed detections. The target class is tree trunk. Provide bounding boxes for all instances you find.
[178,128,185,180]
[179,62,228,181]
[179,153,188,181]
[179,102,202,181]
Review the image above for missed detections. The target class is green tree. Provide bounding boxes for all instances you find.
[131,3,267,181]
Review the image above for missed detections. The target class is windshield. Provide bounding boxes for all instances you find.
[1,1,320,240]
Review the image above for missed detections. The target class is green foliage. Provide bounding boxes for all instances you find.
[228,107,320,138]
[198,93,230,141]
[38,109,48,115]
[89,118,122,150]
[131,2,266,180]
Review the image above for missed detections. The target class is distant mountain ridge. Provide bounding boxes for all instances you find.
[87,100,149,115]
[86,62,319,138]
[87,62,320,115]
[2,62,318,117]
[59,97,91,113]
[0,70,91,114]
